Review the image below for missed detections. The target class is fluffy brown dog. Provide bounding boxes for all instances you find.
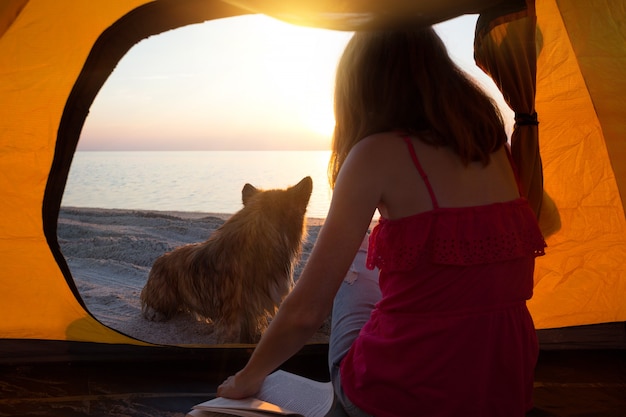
[140,176,313,343]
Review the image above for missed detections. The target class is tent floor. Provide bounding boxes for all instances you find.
[0,349,625,416]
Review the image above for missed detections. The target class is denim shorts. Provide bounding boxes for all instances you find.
[326,235,380,417]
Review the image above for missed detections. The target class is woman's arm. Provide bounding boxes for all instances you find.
[217,138,384,399]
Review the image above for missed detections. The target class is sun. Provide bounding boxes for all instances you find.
[252,16,350,141]
[299,103,336,137]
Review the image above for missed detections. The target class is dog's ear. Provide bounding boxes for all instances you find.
[242,183,259,205]
[291,177,313,204]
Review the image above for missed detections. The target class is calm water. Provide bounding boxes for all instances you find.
[62,151,333,218]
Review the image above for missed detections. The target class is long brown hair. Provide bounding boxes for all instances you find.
[328,27,507,188]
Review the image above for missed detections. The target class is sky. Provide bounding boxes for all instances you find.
[78,14,513,151]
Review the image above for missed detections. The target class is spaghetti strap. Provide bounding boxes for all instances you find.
[401,134,439,209]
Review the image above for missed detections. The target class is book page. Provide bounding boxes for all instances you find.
[191,370,333,417]
[194,397,297,415]
[255,370,333,417]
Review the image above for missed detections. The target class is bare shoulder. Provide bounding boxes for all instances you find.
[335,132,405,191]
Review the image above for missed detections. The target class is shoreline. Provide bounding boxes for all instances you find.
[60,205,329,225]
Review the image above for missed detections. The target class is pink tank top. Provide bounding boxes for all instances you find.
[340,135,546,417]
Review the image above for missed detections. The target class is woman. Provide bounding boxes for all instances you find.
[218,27,546,417]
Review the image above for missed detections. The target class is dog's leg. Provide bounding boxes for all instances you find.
[240,313,268,344]
[140,256,181,321]
[141,302,171,322]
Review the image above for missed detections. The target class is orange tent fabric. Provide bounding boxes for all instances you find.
[0,0,624,350]
[474,0,626,328]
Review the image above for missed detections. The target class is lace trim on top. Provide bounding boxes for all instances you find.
[367,198,546,271]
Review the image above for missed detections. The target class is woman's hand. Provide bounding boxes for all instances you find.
[217,370,265,399]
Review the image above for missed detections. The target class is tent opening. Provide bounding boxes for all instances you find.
[47,2,510,346]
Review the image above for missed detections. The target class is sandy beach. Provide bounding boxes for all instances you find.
[57,207,328,346]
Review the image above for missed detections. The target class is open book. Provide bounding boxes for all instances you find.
[187,370,334,417]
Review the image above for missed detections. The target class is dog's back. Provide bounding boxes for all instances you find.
[141,176,313,343]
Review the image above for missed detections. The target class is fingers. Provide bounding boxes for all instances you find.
[216,372,264,399]
[216,376,232,397]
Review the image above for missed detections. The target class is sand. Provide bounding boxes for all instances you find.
[57,207,327,346]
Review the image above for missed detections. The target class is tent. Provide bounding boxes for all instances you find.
[1,1,625,413]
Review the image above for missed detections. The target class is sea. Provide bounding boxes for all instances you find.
[62,151,333,219]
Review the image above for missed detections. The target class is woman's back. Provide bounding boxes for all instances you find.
[338,131,546,416]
